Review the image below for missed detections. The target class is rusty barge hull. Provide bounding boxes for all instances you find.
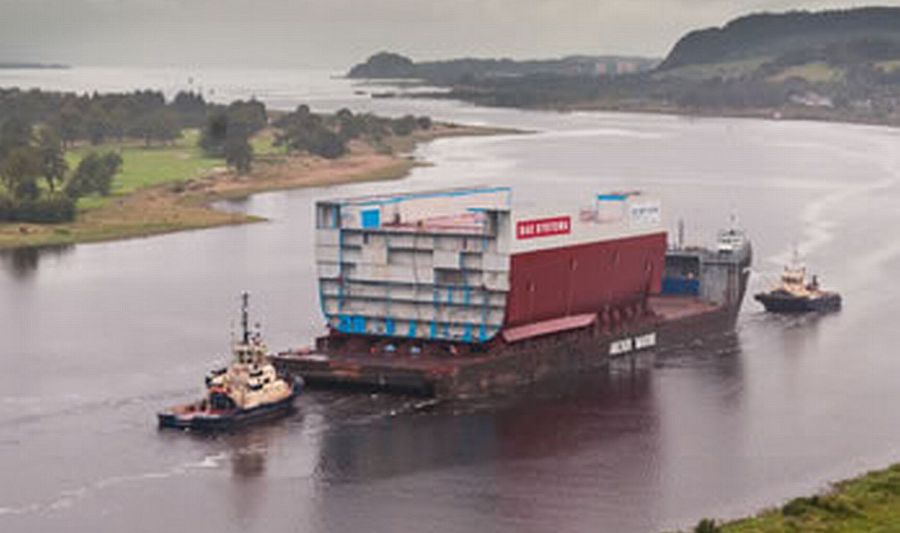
[273,296,736,399]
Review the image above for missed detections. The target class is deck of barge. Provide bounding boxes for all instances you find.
[272,295,732,399]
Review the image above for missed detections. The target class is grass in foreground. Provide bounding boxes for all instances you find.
[691,464,900,532]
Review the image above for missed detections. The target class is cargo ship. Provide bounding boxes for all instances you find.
[273,186,752,399]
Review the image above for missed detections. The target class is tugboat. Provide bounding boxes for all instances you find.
[755,251,841,313]
[158,293,302,430]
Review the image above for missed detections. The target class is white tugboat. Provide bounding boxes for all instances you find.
[158,293,302,430]
[755,250,841,313]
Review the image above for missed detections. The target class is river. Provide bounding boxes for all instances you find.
[2,67,900,532]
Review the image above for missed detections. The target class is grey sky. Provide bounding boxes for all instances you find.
[3,0,899,68]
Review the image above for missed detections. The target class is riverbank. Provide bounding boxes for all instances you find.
[0,124,516,250]
[410,89,900,130]
[689,463,900,532]
[556,100,900,130]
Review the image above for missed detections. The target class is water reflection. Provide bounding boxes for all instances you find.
[0,245,73,279]
[313,360,661,484]
[222,418,296,530]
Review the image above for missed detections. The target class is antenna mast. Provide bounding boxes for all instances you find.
[241,292,250,344]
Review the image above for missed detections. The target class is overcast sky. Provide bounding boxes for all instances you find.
[3,0,899,68]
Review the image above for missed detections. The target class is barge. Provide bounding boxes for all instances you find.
[273,187,752,399]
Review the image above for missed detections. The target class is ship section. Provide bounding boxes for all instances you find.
[276,187,751,398]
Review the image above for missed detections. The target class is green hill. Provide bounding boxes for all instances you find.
[659,7,900,74]
[348,52,658,84]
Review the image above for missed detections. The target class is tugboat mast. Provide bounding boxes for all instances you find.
[241,292,250,344]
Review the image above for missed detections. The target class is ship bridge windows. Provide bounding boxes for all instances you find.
[664,254,701,278]
[662,254,702,296]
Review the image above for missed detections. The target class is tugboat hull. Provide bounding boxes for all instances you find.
[158,383,302,431]
[754,292,841,313]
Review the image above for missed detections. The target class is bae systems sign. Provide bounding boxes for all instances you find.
[516,216,572,239]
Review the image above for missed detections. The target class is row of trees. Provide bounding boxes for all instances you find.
[0,88,219,148]
[196,104,434,174]
[2,84,439,222]
[272,105,432,160]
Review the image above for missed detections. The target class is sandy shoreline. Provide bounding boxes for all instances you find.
[0,124,517,251]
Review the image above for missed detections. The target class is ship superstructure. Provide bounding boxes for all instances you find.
[315,187,666,349]
[662,218,752,311]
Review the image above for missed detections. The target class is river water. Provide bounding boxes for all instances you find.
[2,68,900,532]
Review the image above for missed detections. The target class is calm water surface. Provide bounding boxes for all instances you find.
[2,69,900,532]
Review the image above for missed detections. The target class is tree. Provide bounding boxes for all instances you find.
[131,109,180,146]
[199,111,229,157]
[335,108,361,141]
[391,115,418,136]
[0,146,41,201]
[56,102,84,148]
[416,116,433,130]
[224,135,253,174]
[272,106,347,159]
[0,115,33,160]
[65,151,122,198]
[37,127,68,192]
[85,104,112,145]
[226,99,267,136]
[172,91,208,128]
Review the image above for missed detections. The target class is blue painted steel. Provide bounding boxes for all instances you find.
[351,315,367,334]
[429,321,437,339]
[338,315,351,333]
[337,228,346,312]
[480,292,490,342]
[662,277,701,296]
[361,208,381,229]
[349,186,511,207]
[597,194,628,201]
[463,323,473,342]
[385,318,395,336]
[408,321,417,338]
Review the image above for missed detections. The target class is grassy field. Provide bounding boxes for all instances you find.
[769,62,844,84]
[66,129,224,210]
[876,59,900,73]
[692,464,900,532]
[0,124,508,250]
[653,58,769,82]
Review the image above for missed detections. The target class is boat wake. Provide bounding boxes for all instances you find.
[0,452,229,518]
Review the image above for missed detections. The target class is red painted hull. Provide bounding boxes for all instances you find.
[273,296,739,400]
[505,232,668,327]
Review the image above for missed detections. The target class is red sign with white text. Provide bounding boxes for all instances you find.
[516,216,571,239]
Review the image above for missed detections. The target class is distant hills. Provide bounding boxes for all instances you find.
[0,62,68,70]
[347,52,658,84]
[347,7,900,127]
[659,7,900,70]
